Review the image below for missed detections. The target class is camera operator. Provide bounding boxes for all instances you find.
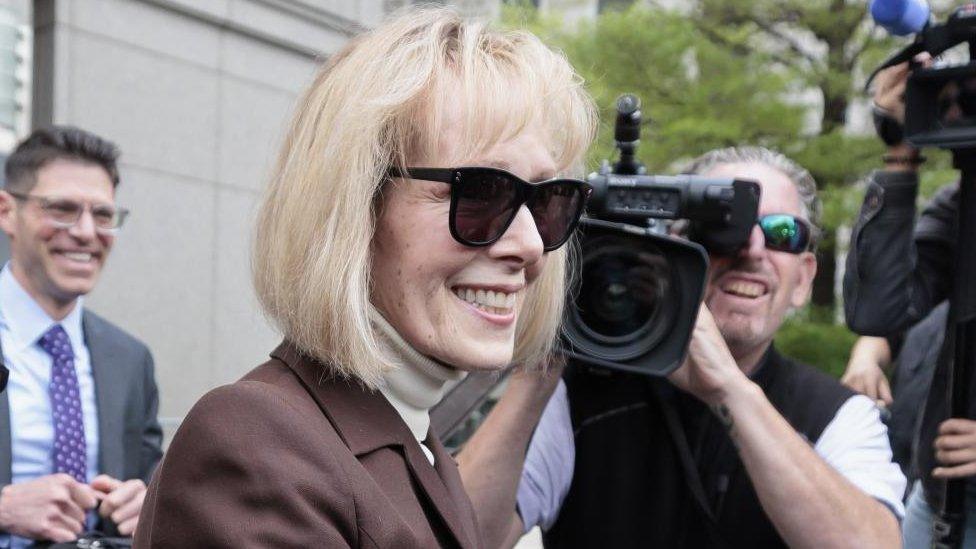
[463,147,906,548]
[844,58,976,547]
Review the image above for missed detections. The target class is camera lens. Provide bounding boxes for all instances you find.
[579,252,659,338]
[571,237,676,359]
[562,221,708,375]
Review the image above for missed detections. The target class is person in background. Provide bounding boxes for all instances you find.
[466,147,906,549]
[0,127,162,545]
[844,55,976,547]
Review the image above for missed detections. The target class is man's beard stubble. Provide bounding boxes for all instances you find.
[705,255,775,359]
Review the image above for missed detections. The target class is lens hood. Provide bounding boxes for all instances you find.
[562,218,708,377]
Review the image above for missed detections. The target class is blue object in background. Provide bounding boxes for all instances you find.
[871,0,930,36]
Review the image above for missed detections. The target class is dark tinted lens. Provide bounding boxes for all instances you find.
[528,182,584,249]
[453,170,519,244]
[759,214,808,253]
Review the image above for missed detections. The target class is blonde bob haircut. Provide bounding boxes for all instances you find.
[253,6,597,388]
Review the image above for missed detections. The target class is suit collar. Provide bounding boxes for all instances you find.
[0,309,125,484]
[270,341,477,548]
[271,341,410,456]
[0,356,8,486]
[0,289,90,477]
[427,431,482,548]
[84,312,124,479]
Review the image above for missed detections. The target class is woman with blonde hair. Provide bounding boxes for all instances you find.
[134,6,595,548]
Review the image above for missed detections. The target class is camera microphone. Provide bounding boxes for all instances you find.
[870,0,930,36]
[613,94,643,175]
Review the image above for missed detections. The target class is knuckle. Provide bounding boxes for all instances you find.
[42,510,59,526]
[52,487,70,503]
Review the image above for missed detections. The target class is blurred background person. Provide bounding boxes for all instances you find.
[0,127,161,545]
[844,57,973,547]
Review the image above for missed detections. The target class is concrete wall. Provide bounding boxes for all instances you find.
[31,0,385,434]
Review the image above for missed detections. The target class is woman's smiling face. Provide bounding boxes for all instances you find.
[370,108,557,371]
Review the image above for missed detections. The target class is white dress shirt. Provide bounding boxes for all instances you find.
[0,264,99,548]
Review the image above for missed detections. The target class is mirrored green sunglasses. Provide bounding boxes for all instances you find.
[758,214,813,254]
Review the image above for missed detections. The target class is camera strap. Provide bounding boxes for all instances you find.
[863,41,925,93]
[651,382,731,548]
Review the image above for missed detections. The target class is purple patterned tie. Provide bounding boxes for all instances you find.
[39,324,87,483]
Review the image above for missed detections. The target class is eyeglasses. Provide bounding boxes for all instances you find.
[758,214,813,254]
[387,166,593,252]
[8,192,129,233]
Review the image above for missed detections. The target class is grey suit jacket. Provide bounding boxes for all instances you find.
[0,309,163,530]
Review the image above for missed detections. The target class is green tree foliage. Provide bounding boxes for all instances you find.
[505,1,935,305]
[504,1,959,376]
[776,309,858,378]
[506,5,806,171]
[682,0,899,309]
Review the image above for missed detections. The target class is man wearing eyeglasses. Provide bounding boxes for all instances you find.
[461,147,905,548]
[0,127,161,546]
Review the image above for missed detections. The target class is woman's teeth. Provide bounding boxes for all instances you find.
[454,287,517,315]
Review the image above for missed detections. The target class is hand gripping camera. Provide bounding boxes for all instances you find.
[561,95,760,377]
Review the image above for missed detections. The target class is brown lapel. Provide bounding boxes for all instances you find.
[428,432,482,549]
[270,342,476,549]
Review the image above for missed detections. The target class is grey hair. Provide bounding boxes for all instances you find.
[683,146,821,246]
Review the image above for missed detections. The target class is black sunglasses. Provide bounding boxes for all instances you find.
[387,166,593,252]
[758,213,813,254]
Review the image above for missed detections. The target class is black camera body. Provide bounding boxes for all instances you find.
[894,5,976,148]
[586,170,762,255]
[561,95,760,377]
[906,61,976,148]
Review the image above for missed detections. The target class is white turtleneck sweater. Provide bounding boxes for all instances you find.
[370,309,467,465]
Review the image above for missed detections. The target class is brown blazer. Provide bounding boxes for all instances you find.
[134,342,483,548]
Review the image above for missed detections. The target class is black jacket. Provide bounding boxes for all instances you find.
[544,348,854,548]
[844,170,956,337]
[888,301,947,484]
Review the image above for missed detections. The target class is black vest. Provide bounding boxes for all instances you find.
[544,347,855,548]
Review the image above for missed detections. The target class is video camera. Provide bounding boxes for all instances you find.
[870,1,976,147]
[560,95,760,377]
